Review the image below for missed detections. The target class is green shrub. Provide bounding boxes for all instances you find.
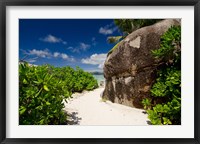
[142,98,152,110]
[147,68,181,125]
[152,26,181,64]
[142,25,181,125]
[19,63,98,125]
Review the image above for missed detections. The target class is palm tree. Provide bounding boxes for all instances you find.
[107,19,162,44]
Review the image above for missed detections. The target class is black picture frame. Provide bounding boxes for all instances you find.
[0,0,199,144]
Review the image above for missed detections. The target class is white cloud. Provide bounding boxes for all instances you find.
[72,48,80,53]
[29,49,52,58]
[67,42,91,53]
[53,52,60,58]
[53,52,74,61]
[40,34,67,45]
[61,53,69,60]
[69,57,75,62]
[99,27,113,35]
[67,46,80,53]
[98,63,104,69]
[79,42,90,50]
[40,35,61,43]
[99,23,118,35]
[26,58,37,63]
[25,49,74,61]
[81,53,107,69]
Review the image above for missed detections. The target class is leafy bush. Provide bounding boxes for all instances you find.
[152,26,181,64]
[142,25,181,125]
[142,98,152,110]
[147,68,181,125]
[19,63,98,125]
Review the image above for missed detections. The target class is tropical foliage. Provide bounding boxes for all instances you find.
[19,63,98,125]
[143,26,181,125]
[114,19,162,36]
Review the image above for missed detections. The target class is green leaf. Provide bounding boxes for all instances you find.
[19,106,26,115]
[23,79,28,84]
[39,119,45,124]
[33,81,41,84]
[46,101,51,106]
[43,85,49,91]
[35,88,42,97]
[163,117,172,125]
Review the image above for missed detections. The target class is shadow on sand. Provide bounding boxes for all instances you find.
[66,112,82,125]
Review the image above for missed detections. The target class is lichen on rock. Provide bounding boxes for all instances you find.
[129,36,141,48]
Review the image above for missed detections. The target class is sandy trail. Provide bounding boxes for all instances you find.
[64,87,149,125]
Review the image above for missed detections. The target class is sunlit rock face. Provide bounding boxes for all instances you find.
[102,19,180,108]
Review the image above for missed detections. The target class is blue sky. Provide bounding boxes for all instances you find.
[19,19,121,72]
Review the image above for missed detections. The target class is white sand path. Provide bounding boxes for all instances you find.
[64,87,149,125]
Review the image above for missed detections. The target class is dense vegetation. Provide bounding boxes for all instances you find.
[142,26,181,125]
[19,63,98,125]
